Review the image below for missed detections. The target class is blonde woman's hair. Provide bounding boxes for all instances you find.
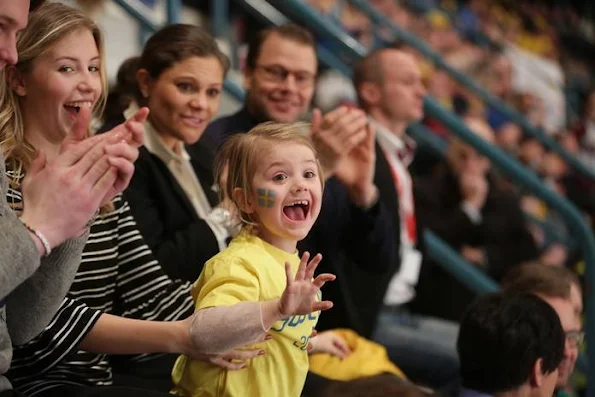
[214,121,324,228]
[0,1,108,180]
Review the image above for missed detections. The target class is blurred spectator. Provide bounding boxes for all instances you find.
[314,70,357,113]
[456,293,565,397]
[482,53,515,131]
[370,0,412,36]
[571,89,595,173]
[518,136,546,173]
[353,46,459,388]
[424,69,456,138]
[495,122,523,156]
[455,0,484,42]
[306,0,373,48]
[502,263,583,391]
[412,117,541,322]
[506,44,566,135]
[511,92,546,131]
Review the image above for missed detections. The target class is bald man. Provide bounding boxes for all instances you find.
[353,46,459,387]
[411,116,539,322]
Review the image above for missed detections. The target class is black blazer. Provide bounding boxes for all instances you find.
[327,144,403,334]
[201,109,400,337]
[374,143,402,258]
[123,142,222,282]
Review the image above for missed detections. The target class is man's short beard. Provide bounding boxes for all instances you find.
[245,91,308,124]
[246,93,279,123]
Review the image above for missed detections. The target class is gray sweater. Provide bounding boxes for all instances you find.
[0,156,87,391]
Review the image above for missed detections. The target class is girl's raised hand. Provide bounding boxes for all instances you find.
[277,252,335,318]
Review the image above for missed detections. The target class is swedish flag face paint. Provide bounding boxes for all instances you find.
[257,188,277,208]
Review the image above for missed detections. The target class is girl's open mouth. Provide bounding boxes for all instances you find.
[283,200,310,221]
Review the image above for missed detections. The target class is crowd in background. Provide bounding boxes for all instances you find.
[0,0,594,396]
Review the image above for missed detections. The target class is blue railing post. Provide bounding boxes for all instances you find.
[424,230,500,294]
[166,0,181,24]
[223,79,246,102]
[113,0,159,32]
[211,0,229,38]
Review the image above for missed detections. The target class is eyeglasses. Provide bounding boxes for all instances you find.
[565,331,585,347]
[255,64,315,88]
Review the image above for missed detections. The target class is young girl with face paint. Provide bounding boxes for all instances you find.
[171,122,336,397]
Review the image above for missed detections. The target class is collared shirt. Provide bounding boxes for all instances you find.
[125,104,230,251]
[372,119,422,306]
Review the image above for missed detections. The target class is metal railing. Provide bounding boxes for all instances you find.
[424,230,499,294]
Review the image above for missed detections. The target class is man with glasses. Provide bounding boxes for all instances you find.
[201,23,399,339]
[502,264,584,390]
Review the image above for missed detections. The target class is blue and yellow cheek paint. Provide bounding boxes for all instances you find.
[257,188,277,208]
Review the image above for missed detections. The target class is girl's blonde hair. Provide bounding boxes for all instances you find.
[0,2,108,179]
[215,121,324,227]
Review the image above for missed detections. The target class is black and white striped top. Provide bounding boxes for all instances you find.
[5,178,194,396]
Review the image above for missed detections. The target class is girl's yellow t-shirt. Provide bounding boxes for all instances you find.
[171,230,319,397]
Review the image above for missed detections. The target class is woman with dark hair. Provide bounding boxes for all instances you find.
[119,23,235,283]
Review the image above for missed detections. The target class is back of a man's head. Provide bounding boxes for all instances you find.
[458,293,565,395]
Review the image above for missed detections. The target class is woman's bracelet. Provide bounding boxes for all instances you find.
[19,219,51,257]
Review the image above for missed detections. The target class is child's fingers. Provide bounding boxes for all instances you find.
[296,252,310,281]
[312,300,333,312]
[284,262,294,287]
[211,357,247,370]
[221,348,266,361]
[325,342,347,359]
[254,333,273,343]
[313,273,336,288]
[304,253,323,280]
[333,337,352,357]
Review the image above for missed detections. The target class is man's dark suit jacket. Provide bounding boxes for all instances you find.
[200,108,400,337]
